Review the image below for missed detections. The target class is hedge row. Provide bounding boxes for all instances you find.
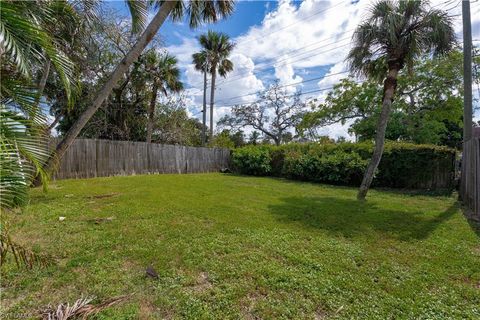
[231,142,456,189]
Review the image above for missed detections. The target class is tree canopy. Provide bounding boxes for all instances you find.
[300,51,473,149]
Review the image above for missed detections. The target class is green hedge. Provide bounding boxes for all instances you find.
[231,145,272,176]
[231,142,456,189]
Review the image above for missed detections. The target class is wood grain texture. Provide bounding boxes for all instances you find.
[51,139,230,180]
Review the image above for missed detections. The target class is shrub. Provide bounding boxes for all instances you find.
[231,142,456,189]
[283,150,368,185]
[231,146,272,176]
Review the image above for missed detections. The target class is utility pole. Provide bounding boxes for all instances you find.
[460,0,473,202]
[463,0,473,142]
[202,69,207,146]
[201,53,210,146]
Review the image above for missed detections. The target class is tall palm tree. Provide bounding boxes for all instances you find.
[43,0,235,177]
[347,0,455,200]
[197,31,235,139]
[144,51,183,143]
[192,50,209,145]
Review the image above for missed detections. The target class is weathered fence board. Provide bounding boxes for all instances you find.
[460,137,479,219]
[51,139,230,180]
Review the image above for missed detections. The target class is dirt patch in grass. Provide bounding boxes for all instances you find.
[86,216,115,224]
[138,299,159,319]
[314,308,328,320]
[189,272,213,292]
[459,276,480,289]
[240,291,268,320]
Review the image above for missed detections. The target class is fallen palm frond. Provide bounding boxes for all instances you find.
[0,227,53,269]
[42,295,131,320]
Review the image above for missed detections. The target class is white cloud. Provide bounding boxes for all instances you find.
[165,37,200,68]
[164,0,480,134]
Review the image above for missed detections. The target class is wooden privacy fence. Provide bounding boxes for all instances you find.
[460,137,479,219]
[51,139,231,180]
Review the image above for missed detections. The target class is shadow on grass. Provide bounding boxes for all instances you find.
[268,196,459,241]
[224,173,454,198]
[462,207,480,238]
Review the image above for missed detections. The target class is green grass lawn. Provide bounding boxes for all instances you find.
[2,173,479,319]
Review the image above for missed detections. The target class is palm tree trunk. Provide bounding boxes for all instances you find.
[209,68,217,140]
[357,67,399,200]
[33,60,51,116]
[46,111,63,134]
[146,84,158,143]
[40,1,176,177]
[202,71,207,146]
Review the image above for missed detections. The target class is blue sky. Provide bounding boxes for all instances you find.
[104,0,480,138]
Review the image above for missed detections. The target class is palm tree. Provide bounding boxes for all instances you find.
[0,0,81,206]
[197,31,235,140]
[144,51,183,143]
[192,50,209,145]
[43,0,235,176]
[347,0,455,200]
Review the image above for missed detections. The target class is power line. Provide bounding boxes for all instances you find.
[215,42,351,87]
[218,80,366,109]
[233,0,348,47]
[216,70,350,105]
[190,33,353,88]
[188,0,465,115]
[193,0,463,89]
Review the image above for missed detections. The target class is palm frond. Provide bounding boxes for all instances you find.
[42,295,131,320]
[346,0,455,78]
[218,58,233,77]
[126,0,148,34]
[0,226,54,269]
[195,30,235,77]
[156,0,235,29]
[0,1,77,105]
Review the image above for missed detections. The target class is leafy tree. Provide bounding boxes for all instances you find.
[195,31,235,139]
[248,131,261,145]
[300,51,468,149]
[230,130,246,147]
[210,129,245,148]
[54,13,151,141]
[152,95,203,146]
[346,0,455,200]
[219,83,305,146]
[209,130,236,148]
[44,0,235,177]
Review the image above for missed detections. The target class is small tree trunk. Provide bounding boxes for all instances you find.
[146,84,158,143]
[33,60,51,118]
[202,71,207,146]
[209,67,217,140]
[357,67,399,200]
[39,1,176,179]
[46,111,63,134]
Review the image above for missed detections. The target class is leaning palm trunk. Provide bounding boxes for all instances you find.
[35,60,51,110]
[202,71,207,145]
[41,1,177,177]
[146,84,158,143]
[46,111,63,134]
[209,67,217,140]
[357,66,399,200]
